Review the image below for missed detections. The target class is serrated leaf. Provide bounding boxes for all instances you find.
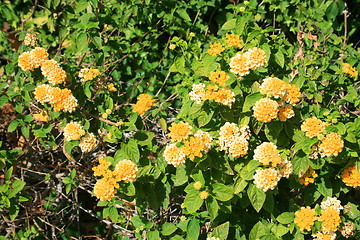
[210,221,229,240]
[186,219,200,240]
[124,139,140,163]
[247,184,266,212]
[183,189,203,213]
[212,183,233,201]
[206,195,219,219]
[162,222,177,236]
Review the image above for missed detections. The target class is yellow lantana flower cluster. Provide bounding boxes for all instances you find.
[92,158,138,201]
[23,32,37,47]
[33,84,78,112]
[341,164,360,188]
[79,68,101,83]
[207,42,225,56]
[229,47,267,77]
[41,59,67,85]
[254,77,301,122]
[132,93,156,115]
[294,206,317,231]
[253,142,282,166]
[299,167,318,186]
[318,132,344,157]
[301,117,328,138]
[189,83,235,107]
[63,122,85,141]
[342,62,358,77]
[18,47,48,71]
[209,70,230,87]
[218,122,250,158]
[79,133,98,153]
[163,123,213,166]
[253,168,281,192]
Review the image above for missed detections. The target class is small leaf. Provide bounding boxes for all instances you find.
[212,183,233,201]
[210,221,229,240]
[0,95,8,108]
[8,120,19,132]
[162,222,177,236]
[276,212,295,224]
[206,195,219,219]
[186,219,200,240]
[275,50,285,68]
[183,189,204,213]
[222,19,236,30]
[177,9,191,22]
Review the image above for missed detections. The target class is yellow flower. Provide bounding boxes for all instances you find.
[224,33,242,48]
[278,104,295,121]
[209,70,230,87]
[92,158,111,177]
[318,132,344,157]
[199,191,209,199]
[114,160,138,182]
[239,6,245,12]
[79,68,101,82]
[229,53,251,76]
[107,83,117,91]
[299,167,318,186]
[194,181,202,190]
[246,47,267,69]
[34,84,51,104]
[318,207,341,232]
[168,121,192,142]
[18,51,36,71]
[312,231,336,240]
[182,130,212,160]
[294,206,317,231]
[253,98,279,122]
[93,178,118,201]
[218,122,250,158]
[189,83,206,104]
[341,164,360,188]
[63,122,85,141]
[278,159,293,178]
[79,133,98,152]
[163,143,186,167]
[207,42,225,56]
[30,47,49,68]
[342,62,358,77]
[301,117,328,138]
[283,83,301,105]
[253,168,280,192]
[49,88,78,112]
[23,32,37,46]
[132,93,155,115]
[32,110,49,122]
[253,142,282,166]
[41,59,67,85]
[259,77,286,98]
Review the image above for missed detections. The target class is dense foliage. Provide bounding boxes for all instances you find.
[0,0,360,239]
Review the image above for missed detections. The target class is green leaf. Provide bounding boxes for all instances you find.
[0,95,8,108]
[63,141,79,161]
[5,167,13,181]
[177,9,191,22]
[197,108,214,127]
[9,201,20,220]
[124,139,140,163]
[7,180,26,198]
[247,184,266,212]
[210,221,229,240]
[249,222,266,240]
[206,195,219,219]
[186,219,200,240]
[243,92,263,112]
[162,222,177,236]
[8,120,19,132]
[265,122,283,144]
[65,184,72,194]
[183,189,204,213]
[275,50,285,68]
[292,154,309,176]
[222,19,236,30]
[169,56,186,74]
[108,206,119,222]
[212,183,233,201]
[21,125,30,139]
[234,176,248,194]
[316,178,332,197]
[276,212,295,224]
[172,165,188,186]
[147,230,161,240]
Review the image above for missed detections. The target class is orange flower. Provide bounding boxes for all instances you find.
[294,206,317,231]
[229,53,251,76]
[318,207,341,232]
[132,93,155,115]
[253,142,282,166]
[260,77,286,98]
[207,42,225,56]
[299,167,318,186]
[253,168,280,192]
[63,122,85,141]
[163,143,186,167]
[79,133,98,152]
[23,32,37,46]
[342,62,358,77]
[225,33,242,48]
[18,51,36,71]
[34,84,51,104]
[182,131,212,161]
[318,132,344,157]
[301,117,328,138]
[108,83,117,91]
[92,158,112,177]
[199,191,209,199]
[246,47,267,69]
[168,121,192,142]
[114,160,138,182]
[79,68,101,82]
[209,70,230,87]
[41,59,66,85]
[253,98,279,122]
[278,104,294,121]
[93,178,118,201]
[341,164,360,188]
[30,47,49,68]
[283,83,301,105]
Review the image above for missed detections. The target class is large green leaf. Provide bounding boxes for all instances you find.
[247,184,266,212]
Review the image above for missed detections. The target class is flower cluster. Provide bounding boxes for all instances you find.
[340,222,355,238]
[63,122,85,141]
[189,83,235,107]
[18,47,49,71]
[41,59,67,85]
[23,32,37,46]
[318,132,344,157]
[295,197,343,238]
[301,117,328,138]
[34,84,78,112]
[79,133,98,152]
[254,77,301,122]
[253,142,282,166]
[163,124,213,166]
[341,164,360,188]
[92,158,138,201]
[168,121,193,142]
[253,168,281,192]
[132,93,156,115]
[218,122,250,158]
[107,83,117,91]
[224,33,242,48]
[78,68,101,82]
[209,70,230,87]
[342,62,358,77]
[299,167,318,186]
[207,42,225,56]
[229,47,266,77]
